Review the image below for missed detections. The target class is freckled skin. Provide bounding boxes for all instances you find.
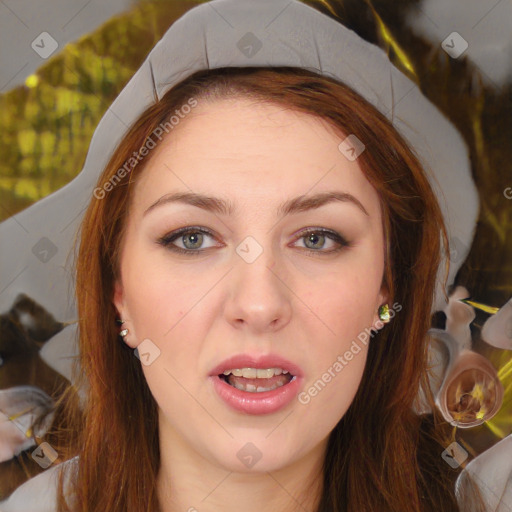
[113,98,388,512]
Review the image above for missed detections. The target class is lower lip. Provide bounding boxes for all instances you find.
[210,374,303,415]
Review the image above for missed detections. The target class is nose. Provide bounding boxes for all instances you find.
[224,248,292,334]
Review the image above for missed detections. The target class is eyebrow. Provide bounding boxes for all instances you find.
[143,190,369,217]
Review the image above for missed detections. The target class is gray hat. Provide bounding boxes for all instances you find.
[0,0,479,320]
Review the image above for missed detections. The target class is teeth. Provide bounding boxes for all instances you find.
[221,367,288,378]
[231,380,287,393]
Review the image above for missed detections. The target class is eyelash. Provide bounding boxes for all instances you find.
[156,226,350,257]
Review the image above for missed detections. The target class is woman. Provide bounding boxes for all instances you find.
[1,1,487,511]
[53,64,482,511]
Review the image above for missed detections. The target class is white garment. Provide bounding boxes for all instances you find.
[0,456,78,512]
[456,434,512,512]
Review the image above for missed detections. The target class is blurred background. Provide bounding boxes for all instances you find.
[0,0,510,501]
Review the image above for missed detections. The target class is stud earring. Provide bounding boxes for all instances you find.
[378,304,391,323]
[117,318,129,339]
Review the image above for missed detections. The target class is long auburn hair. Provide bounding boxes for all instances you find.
[51,66,485,511]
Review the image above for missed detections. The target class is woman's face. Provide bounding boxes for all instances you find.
[114,96,388,473]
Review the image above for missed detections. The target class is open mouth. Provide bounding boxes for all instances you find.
[219,370,295,393]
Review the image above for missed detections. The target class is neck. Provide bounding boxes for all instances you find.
[156,422,326,512]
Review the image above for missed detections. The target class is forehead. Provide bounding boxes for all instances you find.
[131,97,381,217]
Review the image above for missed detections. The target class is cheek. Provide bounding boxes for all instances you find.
[120,247,207,341]
[295,257,381,420]
[302,262,382,342]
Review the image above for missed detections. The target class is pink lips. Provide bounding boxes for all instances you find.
[208,353,304,415]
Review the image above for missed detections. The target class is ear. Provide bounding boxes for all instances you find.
[113,279,124,317]
[113,280,137,348]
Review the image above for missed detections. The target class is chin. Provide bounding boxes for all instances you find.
[203,435,305,474]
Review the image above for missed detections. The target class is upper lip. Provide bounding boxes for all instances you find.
[209,353,304,378]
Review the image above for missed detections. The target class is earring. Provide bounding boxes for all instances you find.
[378,304,391,323]
[117,318,129,338]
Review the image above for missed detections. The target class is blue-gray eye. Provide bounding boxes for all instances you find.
[294,228,350,255]
[157,227,216,256]
[157,226,349,256]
